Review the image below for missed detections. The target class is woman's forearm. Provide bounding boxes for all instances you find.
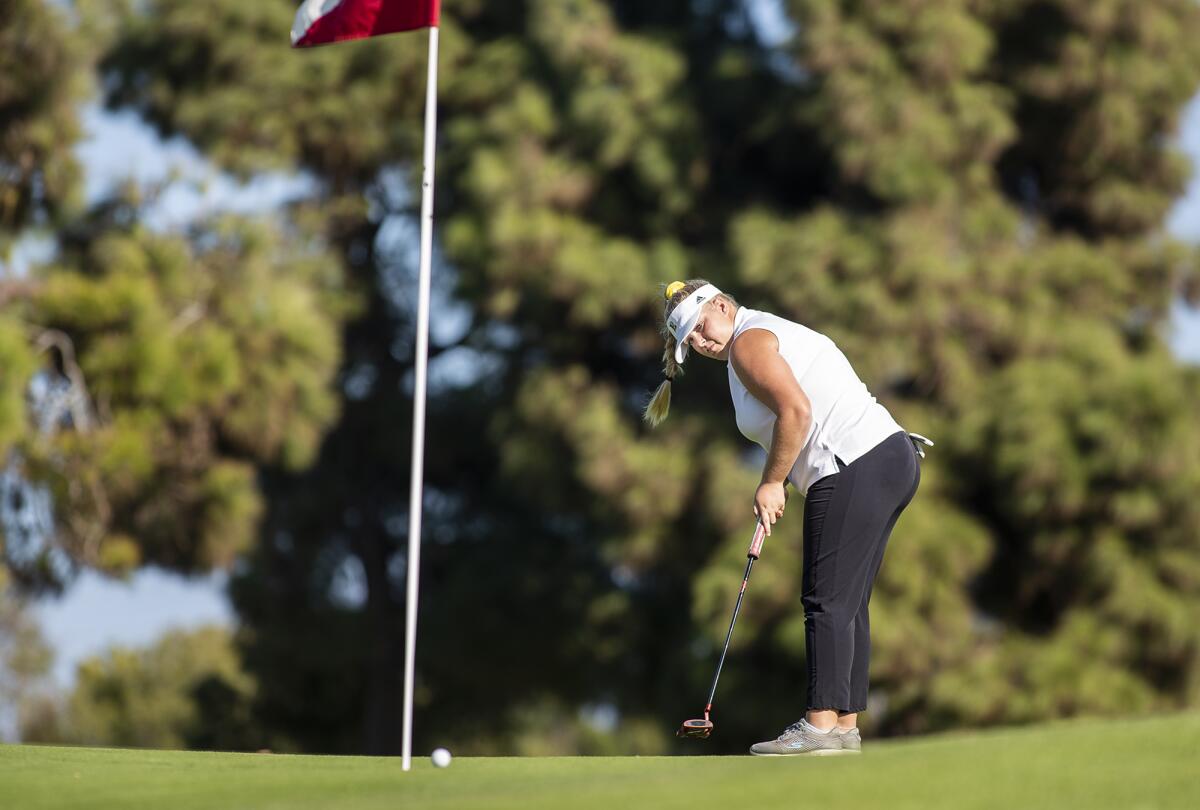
[762,407,810,485]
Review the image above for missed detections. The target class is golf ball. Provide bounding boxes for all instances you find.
[431,748,452,768]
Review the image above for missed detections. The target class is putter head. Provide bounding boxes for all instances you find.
[677,718,714,739]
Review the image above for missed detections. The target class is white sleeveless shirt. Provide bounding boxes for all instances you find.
[727,307,903,495]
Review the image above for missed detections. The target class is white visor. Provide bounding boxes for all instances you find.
[667,284,721,364]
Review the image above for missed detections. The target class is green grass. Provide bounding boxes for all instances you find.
[3,712,1198,810]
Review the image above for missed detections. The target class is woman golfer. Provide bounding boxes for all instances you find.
[646,280,928,756]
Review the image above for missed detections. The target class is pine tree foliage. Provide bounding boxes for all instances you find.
[0,0,85,243]
[0,577,54,737]
[4,0,1198,752]
[733,0,1200,731]
[2,195,352,584]
[21,626,259,751]
[1,0,86,450]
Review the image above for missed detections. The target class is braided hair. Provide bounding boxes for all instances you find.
[643,279,737,426]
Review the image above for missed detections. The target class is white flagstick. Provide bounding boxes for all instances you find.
[402,23,439,773]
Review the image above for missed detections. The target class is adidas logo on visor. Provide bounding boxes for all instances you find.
[670,295,707,330]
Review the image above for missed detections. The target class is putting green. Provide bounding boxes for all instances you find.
[3,711,1197,809]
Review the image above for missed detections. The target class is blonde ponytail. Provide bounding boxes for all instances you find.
[643,378,672,427]
[643,333,682,426]
[644,280,698,427]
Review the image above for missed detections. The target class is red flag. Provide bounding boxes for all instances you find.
[291,0,439,48]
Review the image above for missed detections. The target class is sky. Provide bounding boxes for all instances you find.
[1169,92,1200,363]
[24,47,1200,691]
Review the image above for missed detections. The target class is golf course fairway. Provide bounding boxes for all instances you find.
[2,711,1197,809]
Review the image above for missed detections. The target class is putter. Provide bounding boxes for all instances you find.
[677,518,769,739]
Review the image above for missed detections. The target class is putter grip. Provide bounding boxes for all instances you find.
[747,521,767,559]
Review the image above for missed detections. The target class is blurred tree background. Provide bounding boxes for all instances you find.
[3,0,1200,754]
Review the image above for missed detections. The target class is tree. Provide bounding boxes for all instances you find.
[37,0,1200,755]
[0,575,54,741]
[2,192,353,590]
[22,625,260,750]
[715,0,1200,732]
[1,0,83,463]
[0,0,85,247]
[0,0,68,713]
[2,4,355,591]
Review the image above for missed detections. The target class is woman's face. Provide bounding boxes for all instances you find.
[683,299,736,361]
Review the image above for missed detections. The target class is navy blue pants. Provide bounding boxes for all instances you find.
[802,431,920,713]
